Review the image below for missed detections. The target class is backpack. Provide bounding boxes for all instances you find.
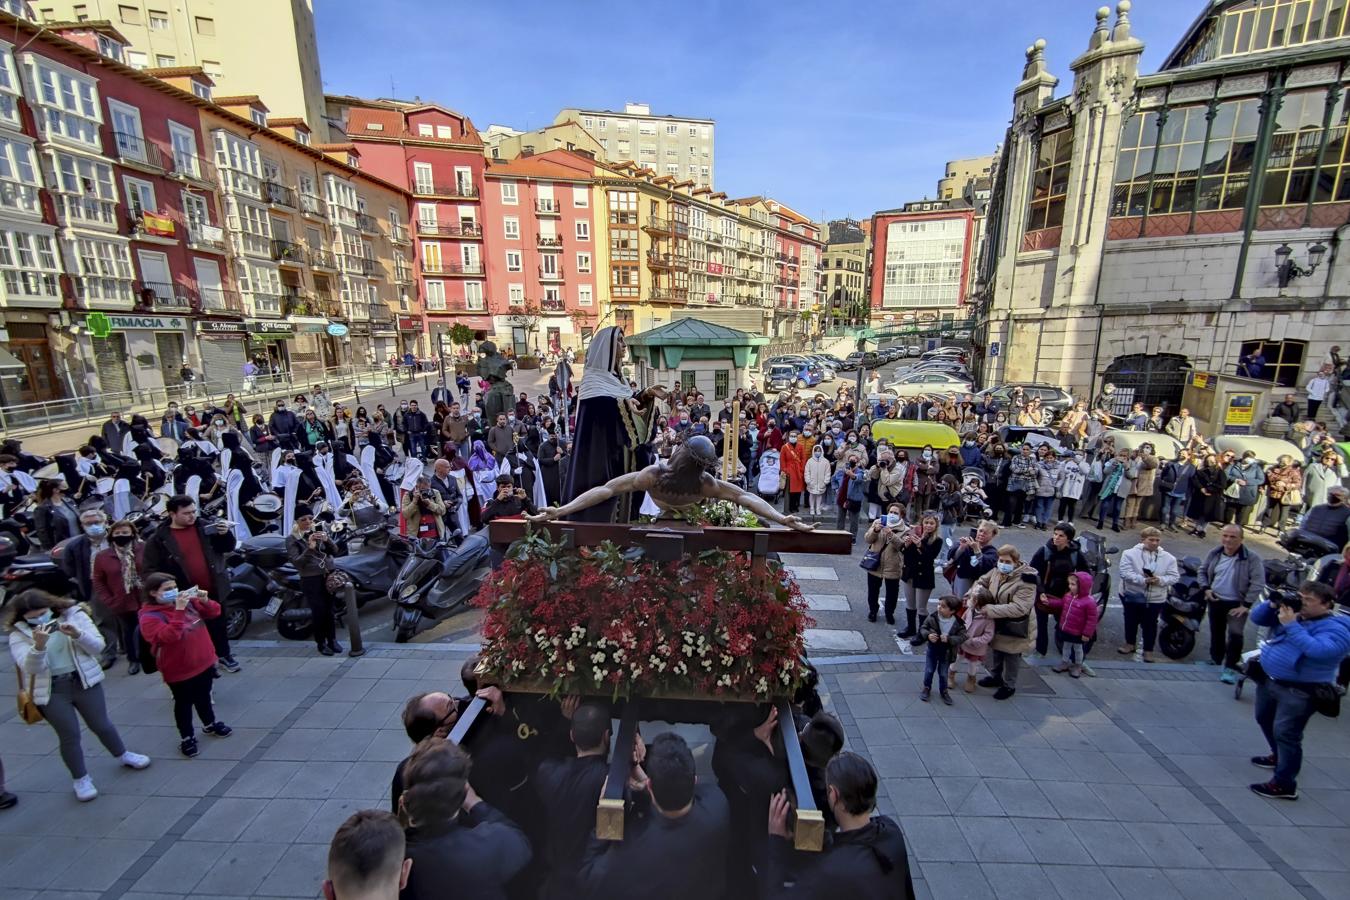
[136,612,165,675]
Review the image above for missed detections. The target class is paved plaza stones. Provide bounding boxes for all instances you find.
[2,636,1348,900]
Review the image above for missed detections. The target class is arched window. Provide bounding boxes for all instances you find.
[1102,353,1193,416]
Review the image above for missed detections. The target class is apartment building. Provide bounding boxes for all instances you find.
[0,9,407,404]
[869,200,978,329]
[821,219,869,328]
[937,155,995,201]
[729,196,825,335]
[483,120,602,163]
[556,102,714,187]
[32,0,328,139]
[481,151,599,355]
[327,96,486,358]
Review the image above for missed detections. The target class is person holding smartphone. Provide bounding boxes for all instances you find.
[138,573,232,758]
[5,589,151,801]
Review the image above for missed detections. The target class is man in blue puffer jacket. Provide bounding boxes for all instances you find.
[1247,581,1350,801]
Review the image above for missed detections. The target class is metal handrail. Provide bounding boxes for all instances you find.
[0,363,418,441]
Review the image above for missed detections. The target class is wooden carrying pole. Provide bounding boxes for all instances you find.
[722,402,740,481]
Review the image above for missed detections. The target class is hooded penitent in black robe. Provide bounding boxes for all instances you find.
[562,326,652,523]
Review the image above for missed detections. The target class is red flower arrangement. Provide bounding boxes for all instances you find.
[473,531,814,699]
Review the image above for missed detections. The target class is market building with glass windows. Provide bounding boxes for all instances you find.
[974,0,1350,415]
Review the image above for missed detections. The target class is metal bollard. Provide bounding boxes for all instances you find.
[342,583,365,657]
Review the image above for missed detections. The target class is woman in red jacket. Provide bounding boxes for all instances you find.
[138,572,232,758]
[779,430,807,514]
[91,519,145,675]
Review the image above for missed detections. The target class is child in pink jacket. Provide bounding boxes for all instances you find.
[1052,571,1099,678]
[954,585,995,693]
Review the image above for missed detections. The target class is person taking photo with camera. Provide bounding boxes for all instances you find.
[1246,581,1350,800]
[286,504,344,657]
[401,476,449,541]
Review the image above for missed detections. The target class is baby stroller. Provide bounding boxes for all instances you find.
[958,466,992,522]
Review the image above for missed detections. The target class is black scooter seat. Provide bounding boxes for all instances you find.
[334,552,393,581]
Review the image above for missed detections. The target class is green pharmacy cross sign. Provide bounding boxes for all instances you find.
[86,312,111,338]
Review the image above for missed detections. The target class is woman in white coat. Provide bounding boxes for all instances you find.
[804,444,833,520]
[6,590,150,802]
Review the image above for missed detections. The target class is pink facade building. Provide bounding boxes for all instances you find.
[481,151,599,355]
[331,99,486,353]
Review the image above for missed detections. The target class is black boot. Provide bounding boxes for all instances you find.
[317,642,334,657]
[884,597,897,627]
[328,639,344,654]
[896,609,917,639]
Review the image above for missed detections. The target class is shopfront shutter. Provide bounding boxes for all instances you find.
[199,336,248,394]
[92,334,131,396]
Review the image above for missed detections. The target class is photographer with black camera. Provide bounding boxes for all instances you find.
[401,476,448,540]
[1246,581,1350,800]
[286,503,344,657]
[482,473,537,569]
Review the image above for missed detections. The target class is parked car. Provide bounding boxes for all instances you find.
[905,345,923,357]
[845,351,881,369]
[765,363,799,392]
[760,355,825,382]
[803,354,841,379]
[921,346,966,361]
[986,383,1075,418]
[884,370,975,398]
[814,353,853,371]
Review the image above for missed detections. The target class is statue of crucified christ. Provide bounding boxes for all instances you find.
[526,435,816,532]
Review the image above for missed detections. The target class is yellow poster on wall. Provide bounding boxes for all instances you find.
[1224,393,1256,429]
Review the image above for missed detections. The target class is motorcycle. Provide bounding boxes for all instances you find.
[272,521,412,641]
[390,531,492,643]
[1158,555,1206,660]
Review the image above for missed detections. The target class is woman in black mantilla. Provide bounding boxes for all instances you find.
[562,326,664,522]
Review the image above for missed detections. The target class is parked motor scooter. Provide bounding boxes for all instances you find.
[390,531,492,643]
[1157,555,1207,660]
[273,521,412,641]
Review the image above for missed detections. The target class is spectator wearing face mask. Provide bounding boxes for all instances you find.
[1302,486,1350,549]
[269,400,300,450]
[779,432,807,515]
[1223,451,1266,529]
[863,507,907,625]
[831,455,866,541]
[160,403,188,443]
[804,443,833,520]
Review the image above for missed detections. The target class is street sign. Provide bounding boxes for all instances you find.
[990,341,1000,357]
[326,322,349,337]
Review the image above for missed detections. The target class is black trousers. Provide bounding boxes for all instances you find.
[1122,602,1163,652]
[301,574,337,646]
[1057,497,1078,521]
[1208,599,1245,668]
[1003,490,1027,526]
[168,668,217,738]
[205,610,231,659]
[866,576,900,618]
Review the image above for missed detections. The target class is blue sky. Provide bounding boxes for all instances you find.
[316,0,1203,222]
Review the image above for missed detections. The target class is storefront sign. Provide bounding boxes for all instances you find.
[88,314,188,332]
[197,320,247,335]
[1191,372,1213,390]
[326,322,349,337]
[245,319,295,337]
[397,316,421,331]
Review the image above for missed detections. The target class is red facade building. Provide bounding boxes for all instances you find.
[481,150,599,355]
[329,98,486,355]
[868,201,976,327]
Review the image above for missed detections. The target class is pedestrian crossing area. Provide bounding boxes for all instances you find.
[790,561,871,654]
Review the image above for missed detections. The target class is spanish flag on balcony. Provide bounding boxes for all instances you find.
[142,211,175,237]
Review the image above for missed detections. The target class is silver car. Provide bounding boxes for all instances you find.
[884,370,975,398]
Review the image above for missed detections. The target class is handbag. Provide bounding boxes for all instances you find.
[942,561,957,584]
[326,570,352,594]
[14,665,42,725]
[859,549,881,572]
[1310,682,1343,718]
[1284,488,1303,507]
[1224,481,1242,499]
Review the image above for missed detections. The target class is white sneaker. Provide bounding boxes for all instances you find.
[73,776,98,802]
[119,751,151,770]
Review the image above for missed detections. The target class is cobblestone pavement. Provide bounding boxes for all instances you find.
[2,635,1346,900]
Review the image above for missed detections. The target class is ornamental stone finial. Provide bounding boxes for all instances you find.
[1091,6,1111,48]
[1022,38,1048,78]
[1113,0,1132,41]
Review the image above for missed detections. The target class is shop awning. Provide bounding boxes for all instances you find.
[287,315,330,334]
[0,346,24,371]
